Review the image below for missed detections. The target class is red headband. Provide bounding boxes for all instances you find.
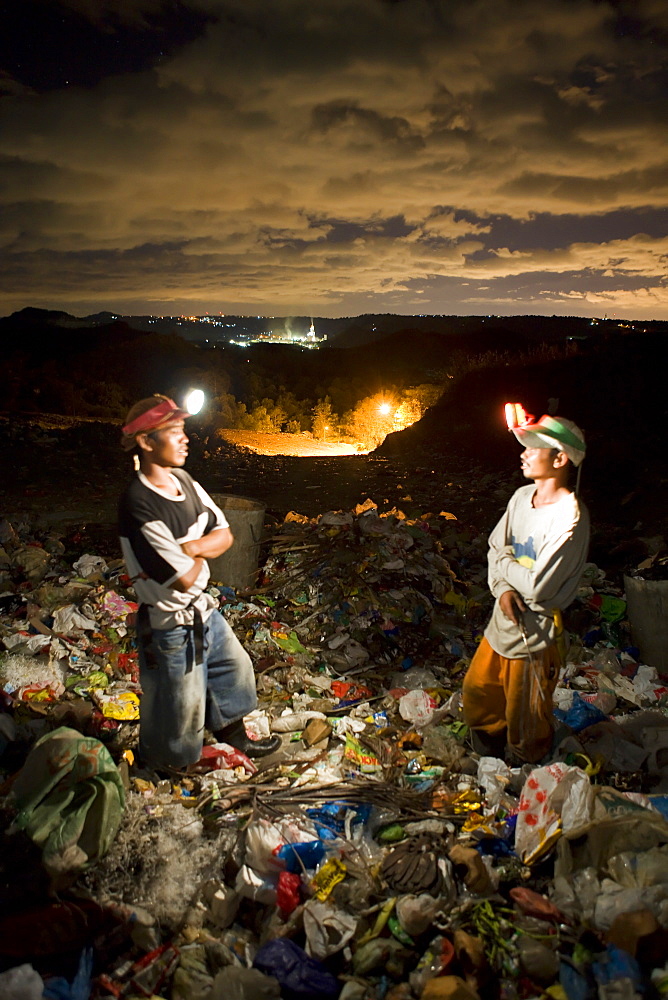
[122,398,187,437]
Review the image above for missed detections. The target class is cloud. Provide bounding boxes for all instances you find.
[57,0,173,28]
[0,0,667,317]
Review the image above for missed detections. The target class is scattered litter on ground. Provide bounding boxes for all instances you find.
[0,504,666,999]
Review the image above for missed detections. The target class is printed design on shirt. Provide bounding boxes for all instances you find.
[511,534,536,568]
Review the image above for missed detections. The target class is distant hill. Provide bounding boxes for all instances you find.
[6,306,91,329]
[2,306,665,352]
[328,313,628,349]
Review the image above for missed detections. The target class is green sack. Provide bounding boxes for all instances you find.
[11,726,125,875]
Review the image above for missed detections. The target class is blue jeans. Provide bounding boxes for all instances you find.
[137,610,257,769]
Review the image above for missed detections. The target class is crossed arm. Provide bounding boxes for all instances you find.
[487,499,584,627]
[174,527,234,592]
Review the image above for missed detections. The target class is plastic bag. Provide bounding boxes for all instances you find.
[10,727,125,875]
[476,756,511,815]
[303,899,357,958]
[351,938,409,977]
[253,938,340,999]
[244,708,272,739]
[42,948,93,1000]
[244,819,286,873]
[51,604,97,633]
[390,667,438,690]
[592,945,642,991]
[276,840,326,873]
[398,690,437,727]
[2,633,52,654]
[591,648,623,676]
[241,816,322,904]
[515,763,594,864]
[396,894,444,937]
[92,689,140,720]
[598,596,627,624]
[72,554,108,578]
[0,964,44,1000]
[235,865,278,904]
[305,801,372,841]
[607,846,668,888]
[276,871,301,916]
[551,868,602,924]
[593,881,647,931]
[553,692,609,732]
[197,743,257,775]
[339,984,367,1000]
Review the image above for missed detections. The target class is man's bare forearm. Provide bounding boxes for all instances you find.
[181,528,234,560]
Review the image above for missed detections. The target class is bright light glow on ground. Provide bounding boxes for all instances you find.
[216,430,364,456]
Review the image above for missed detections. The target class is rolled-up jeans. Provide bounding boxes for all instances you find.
[137,609,257,769]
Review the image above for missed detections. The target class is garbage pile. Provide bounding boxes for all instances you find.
[0,504,667,1000]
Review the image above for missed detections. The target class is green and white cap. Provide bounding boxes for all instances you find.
[512,415,586,467]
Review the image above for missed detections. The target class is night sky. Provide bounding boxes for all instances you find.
[1,0,667,319]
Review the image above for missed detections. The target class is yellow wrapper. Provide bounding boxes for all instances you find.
[452,789,483,814]
[462,813,489,833]
[310,857,347,900]
[22,687,54,702]
[344,734,382,773]
[94,689,140,720]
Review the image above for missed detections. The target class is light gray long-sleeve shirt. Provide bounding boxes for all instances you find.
[484,484,590,658]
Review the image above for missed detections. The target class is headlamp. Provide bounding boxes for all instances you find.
[504,402,533,430]
[185,389,205,415]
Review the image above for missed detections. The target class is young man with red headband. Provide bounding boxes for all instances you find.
[118,394,280,771]
[462,414,589,764]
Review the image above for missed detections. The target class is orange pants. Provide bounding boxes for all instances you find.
[461,637,561,762]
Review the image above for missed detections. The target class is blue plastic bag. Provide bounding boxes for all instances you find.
[276,839,326,872]
[476,836,514,858]
[559,959,589,1000]
[253,938,340,999]
[649,795,668,821]
[592,944,642,990]
[305,801,372,841]
[553,692,609,732]
[42,948,93,1000]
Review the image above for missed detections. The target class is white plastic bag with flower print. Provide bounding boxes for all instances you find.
[515,763,594,864]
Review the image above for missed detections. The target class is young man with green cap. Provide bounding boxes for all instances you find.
[462,413,589,763]
[118,394,281,772]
